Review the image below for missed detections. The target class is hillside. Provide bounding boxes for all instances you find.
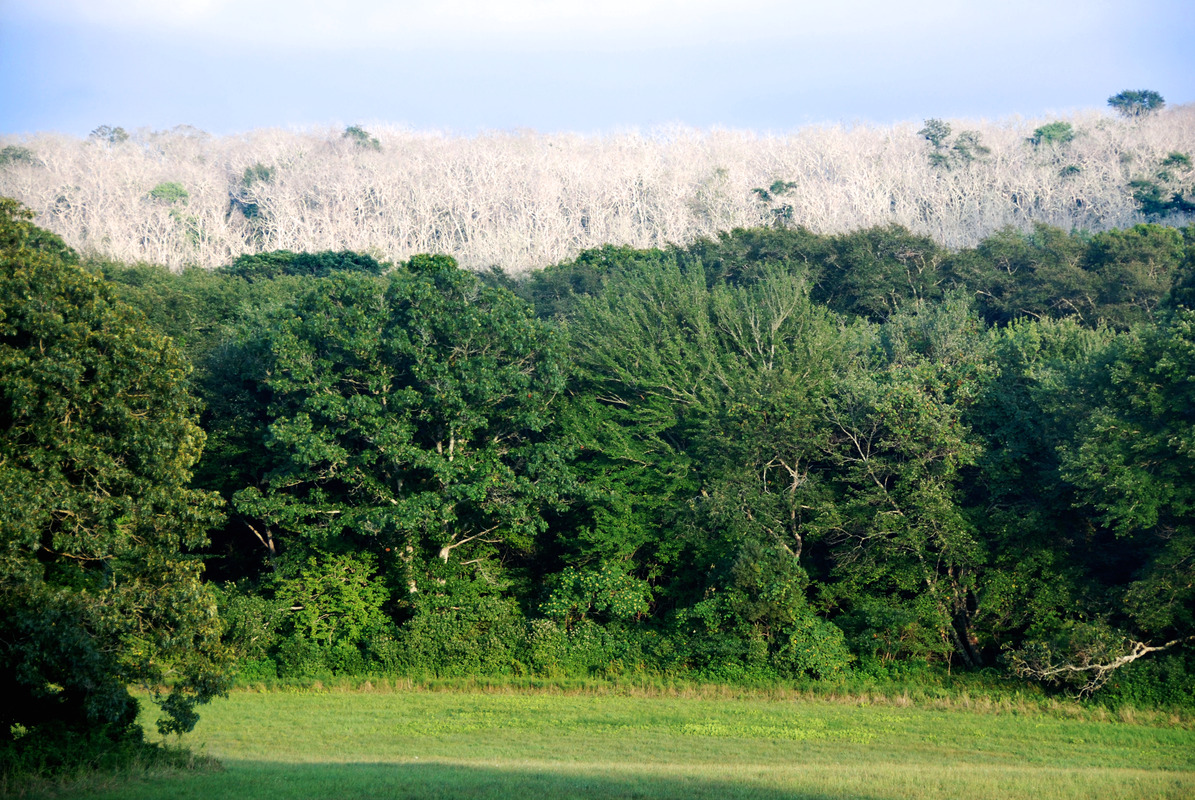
[2,107,1193,271]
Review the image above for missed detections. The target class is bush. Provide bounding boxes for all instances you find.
[541,564,652,626]
[275,636,328,679]
[773,611,853,679]
[235,657,279,682]
[392,596,529,676]
[1099,651,1195,710]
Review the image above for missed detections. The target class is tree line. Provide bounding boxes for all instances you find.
[3,199,1195,769]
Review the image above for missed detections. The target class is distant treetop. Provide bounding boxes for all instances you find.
[1107,90,1165,118]
[344,125,381,151]
[89,125,129,144]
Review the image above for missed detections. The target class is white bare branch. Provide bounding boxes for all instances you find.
[1,108,1191,272]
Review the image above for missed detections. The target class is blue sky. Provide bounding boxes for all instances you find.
[2,0,1193,136]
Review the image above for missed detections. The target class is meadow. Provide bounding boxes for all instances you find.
[47,686,1195,800]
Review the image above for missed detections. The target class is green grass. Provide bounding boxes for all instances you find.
[47,685,1195,799]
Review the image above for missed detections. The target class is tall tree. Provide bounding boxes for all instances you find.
[1107,90,1165,118]
[230,255,567,602]
[813,297,993,667]
[0,199,228,753]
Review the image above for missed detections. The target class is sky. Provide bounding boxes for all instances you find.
[1,0,1193,137]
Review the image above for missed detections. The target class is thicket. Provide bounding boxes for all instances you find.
[5,196,1195,774]
[1,107,1193,271]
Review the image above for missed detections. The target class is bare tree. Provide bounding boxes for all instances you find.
[1007,626,1195,697]
[2,107,1193,272]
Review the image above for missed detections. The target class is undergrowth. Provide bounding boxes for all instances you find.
[0,736,218,800]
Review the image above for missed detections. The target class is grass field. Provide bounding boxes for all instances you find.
[53,686,1195,800]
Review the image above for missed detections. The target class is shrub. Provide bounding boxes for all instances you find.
[392,596,529,676]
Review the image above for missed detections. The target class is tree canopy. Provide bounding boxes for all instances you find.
[7,202,1194,719]
[0,199,229,758]
[1107,90,1166,118]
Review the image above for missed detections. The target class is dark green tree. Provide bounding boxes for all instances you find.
[815,225,946,321]
[561,253,855,675]
[918,119,989,169]
[813,297,994,668]
[1129,152,1195,219]
[945,224,1096,326]
[1029,122,1075,147]
[223,249,386,281]
[1107,90,1165,118]
[88,125,130,144]
[1087,224,1185,327]
[343,125,381,151]
[962,318,1113,662]
[229,255,567,603]
[0,199,229,758]
[1008,306,1195,693]
[0,146,39,168]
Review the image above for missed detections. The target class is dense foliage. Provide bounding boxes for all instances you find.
[5,195,1195,772]
[0,200,229,771]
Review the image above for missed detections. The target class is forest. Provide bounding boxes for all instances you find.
[4,195,1195,770]
[2,99,1195,789]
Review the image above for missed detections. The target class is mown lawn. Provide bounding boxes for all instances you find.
[66,688,1195,799]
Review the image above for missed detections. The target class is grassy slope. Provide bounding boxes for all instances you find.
[64,689,1195,800]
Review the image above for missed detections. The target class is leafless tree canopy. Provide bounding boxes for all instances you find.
[2,108,1193,272]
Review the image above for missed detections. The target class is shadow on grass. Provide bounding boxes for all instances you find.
[77,759,878,800]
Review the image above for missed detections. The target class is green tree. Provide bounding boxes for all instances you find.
[1006,297,1195,694]
[751,179,800,227]
[1029,122,1075,147]
[0,199,229,757]
[815,225,946,320]
[918,119,989,169]
[224,249,386,281]
[88,125,129,144]
[945,224,1097,327]
[148,182,190,205]
[1129,152,1195,219]
[1087,224,1185,327]
[560,252,855,673]
[919,118,952,150]
[813,297,993,668]
[343,125,381,151]
[229,255,567,601]
[0,146,39,168]
[962,319,1113,661]
[1107,90,1165,118]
